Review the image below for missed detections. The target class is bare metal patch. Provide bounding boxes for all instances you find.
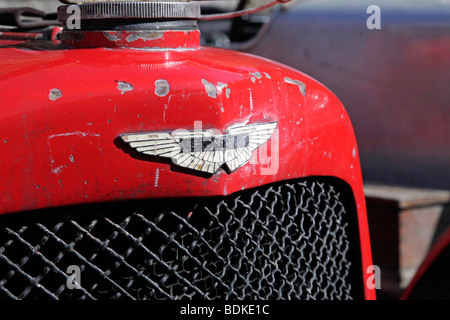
[126,31,164,43]
[250,72,262,79]
[201,79,217,98]
[116,81,134,95]
[49,88,62,101]
[218,82,231,98]
[155,79,170,97]
[103,32,119,42]
[285,77,306,97]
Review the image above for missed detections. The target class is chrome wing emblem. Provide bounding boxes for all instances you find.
[120,121,277,174]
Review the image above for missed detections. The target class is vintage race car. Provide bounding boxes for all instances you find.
[0,0,376,300]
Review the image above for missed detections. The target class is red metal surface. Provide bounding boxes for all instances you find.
[0,29,375,299]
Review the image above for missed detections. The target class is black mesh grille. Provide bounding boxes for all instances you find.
[0,178,363,300]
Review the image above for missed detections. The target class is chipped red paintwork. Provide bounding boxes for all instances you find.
[0,28,375,299]
[60,29,201,49]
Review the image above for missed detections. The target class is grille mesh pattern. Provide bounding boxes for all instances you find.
[0,178,361,300]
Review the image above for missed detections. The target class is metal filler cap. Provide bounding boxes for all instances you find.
[57,1,201,22]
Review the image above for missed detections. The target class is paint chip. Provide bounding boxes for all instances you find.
[250,72,262,79]
[285,77,306,97]
[201,79,217,98]
[155,79,170,97]
[217,82,227,89]
[49,88,62,101]
[103,32,119,42]
[116,81,134,95]
[126,31,163,42]
[217,82,230,98]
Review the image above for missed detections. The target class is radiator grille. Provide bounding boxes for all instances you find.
[0,178,362,300]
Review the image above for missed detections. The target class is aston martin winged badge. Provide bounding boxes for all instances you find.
[120,121,277,174]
